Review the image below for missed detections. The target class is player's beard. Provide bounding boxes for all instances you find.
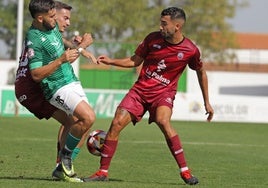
[160,31,172,40]
[43,20,56,31]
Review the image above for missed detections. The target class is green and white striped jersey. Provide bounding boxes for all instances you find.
[26,25,78,100]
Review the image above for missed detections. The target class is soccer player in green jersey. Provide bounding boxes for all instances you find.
[16,0,96,182]
[53,0,97,169]
[27,0,95,180]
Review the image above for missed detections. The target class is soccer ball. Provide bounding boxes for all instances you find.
[86,130,106,156]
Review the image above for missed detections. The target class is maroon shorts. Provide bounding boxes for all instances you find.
[118,88,175,124]
[15,85,57,120]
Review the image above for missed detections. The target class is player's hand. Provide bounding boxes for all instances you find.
[61,48,79,63]
[79,33,94,48]
[97,55,111,65]
[72,35,83,45]
[205,103,214,122]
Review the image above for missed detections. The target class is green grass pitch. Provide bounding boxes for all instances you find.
[0,117,267,188]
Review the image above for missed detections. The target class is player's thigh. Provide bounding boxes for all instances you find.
[52,109,74,128]
[73,100,95,122]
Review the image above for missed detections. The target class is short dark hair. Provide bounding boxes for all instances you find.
[29,0,55,18]
[54,1,72,11]
[161,7,186,22]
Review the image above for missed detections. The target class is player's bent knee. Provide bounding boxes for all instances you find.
[156,118,169,127]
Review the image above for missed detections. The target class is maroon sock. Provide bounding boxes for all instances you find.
[100,140,118,170]
[166,135,187,168]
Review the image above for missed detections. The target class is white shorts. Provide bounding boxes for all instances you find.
[49,81,89,115]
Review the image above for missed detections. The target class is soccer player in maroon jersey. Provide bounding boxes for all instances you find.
[85,7,214,185]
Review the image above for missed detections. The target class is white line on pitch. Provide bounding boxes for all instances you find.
[120,140,266,148]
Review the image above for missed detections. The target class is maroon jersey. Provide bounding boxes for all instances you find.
[15,41,39,95]
[133,31,203,98]
[14,41,57,119]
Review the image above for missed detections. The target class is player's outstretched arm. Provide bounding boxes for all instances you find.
[97,54,143,68]
[79,48,97,64]
[62,33,97,64]
[63,33,93,49]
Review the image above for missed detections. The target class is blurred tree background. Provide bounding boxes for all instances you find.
[0,0,18,58]
[0,0,247,63]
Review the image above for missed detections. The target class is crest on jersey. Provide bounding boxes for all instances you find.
[157,60,166,72]
[28,48,35,59]
[177,52,184,60]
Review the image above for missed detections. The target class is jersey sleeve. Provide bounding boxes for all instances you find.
[135,34,151,59]
[188,47,203,70]
[27,31,45,70]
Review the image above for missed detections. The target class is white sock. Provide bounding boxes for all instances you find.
[180,167,189,172]
[100,169,108,173]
